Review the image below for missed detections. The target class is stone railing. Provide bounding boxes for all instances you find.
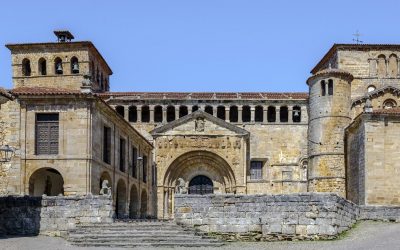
[174,193,359,240]
[0,195,114,237]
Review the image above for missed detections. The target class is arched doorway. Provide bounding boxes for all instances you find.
[129,185,139,219]
[116,179,127,219]
[29,168,64,196]
[140,190,148,219]
[189,175,213,195]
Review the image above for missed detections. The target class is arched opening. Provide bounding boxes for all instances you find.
[328,79,334,95]
[321,80,326,96]
[141,106,150,123]
[192,105,199,112]
[116,179,127,219]
[292,106,301,123]
[154,105,163,122]
[140,190,148,218]
[229,106,238,122]
[217,106,225,120]
[129,185,139,219]
[255,106,263,122]
[115,106,125,118]
[267,106,276,122]
[377,54,386,77]
[179,106,188,118]
[54,57,63,75]
[189,175,213,195]
[204,106,213,115]
[22,58,31,76]
[71,56,79,74]
[99,171,112,195]
[280,106,288,122]
[383,99,397,109]
[242,105,251,122]
[167,106,175,122]
[389,54,398,77]
[367,85,376,93]
[29,168,64,196]
[38,58,47,76]
[128,106,137,122]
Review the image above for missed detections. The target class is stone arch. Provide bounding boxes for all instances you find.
[22,58,31,76]
[29,168,64,196]
[217,106,225,120]
[129,184,139,219]
[388,54,398,77]
[383,99,397,109]
[242,105,251,122]
[255,106,263,122]
[204,105,213,115]
[70,56,79,74]
[115,106,125,117]
[38,58,47,76]
[128,106,137,122]
[229,106,238,122]
[154,105,163,122]
[179,106,188,118]
[280,106,288,122]
[54,57,63,74]
[267,106,276,122]
[167,105,175,122]
[377,54,387,77]
[141,105,150,123]
[140,189,148,218]
[116,179,127,218]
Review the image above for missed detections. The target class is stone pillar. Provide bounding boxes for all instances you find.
[213,106,217,117]
[149,105,154,123]
[137,106,142,123]
[225,107,230,122]
[124,106,129,121]
[301,106,307,123]
[175,107,180,120]
[238,106,243,123]
[288,107,293,123]
[263,106,268,123]
[187,105,193,114]
[276,105,280,122]
[250,106,255,123]
[162,107,167,123]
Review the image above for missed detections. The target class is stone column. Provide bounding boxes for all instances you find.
[250,106,255,123]
[225,107,230,122]
[187,105,193,114]
[175,107,180,120]
[162,107,167,123]
[301,106,307,123]
[213,106,217,117]
[276,105,280,122]
[149,105,155,123]
[238,106,243,123]
[137,106,142,123]
[263,106,268,123]
[124,106,129,121]
[288,107,293,123]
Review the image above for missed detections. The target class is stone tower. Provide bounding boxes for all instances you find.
[307,68,353,196]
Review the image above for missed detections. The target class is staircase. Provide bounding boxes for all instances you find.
[67,220,224,248]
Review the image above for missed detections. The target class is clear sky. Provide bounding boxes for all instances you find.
[1,0,400,92]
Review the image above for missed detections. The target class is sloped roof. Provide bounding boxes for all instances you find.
[352,85,400,106]
[0,87,13,100]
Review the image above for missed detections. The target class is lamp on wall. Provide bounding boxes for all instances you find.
[0,145,15,162]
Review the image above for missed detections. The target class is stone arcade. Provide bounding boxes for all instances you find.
[1,31,400,240]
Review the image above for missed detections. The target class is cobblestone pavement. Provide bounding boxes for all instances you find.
[1,221,400,250]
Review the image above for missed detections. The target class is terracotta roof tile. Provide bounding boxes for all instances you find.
[11,87,82,96]
[370,108,400,115]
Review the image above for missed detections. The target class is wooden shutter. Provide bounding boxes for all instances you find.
[36,114,59,155]
[103,127,111,164]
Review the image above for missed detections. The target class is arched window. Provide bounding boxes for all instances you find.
[217,106,225,120]
[115,106,125,117]
[38,58,47,75]
[229,106,238,122]
[192,105,199,112]
[242,105,251,122]
[321,80,326,96]
[22,58,31,76]
[328,79,333,96]
[154,106,163,122]
[205,106,213,115]
[179,106,188,118]
[377,54,386,77]
[383,99,397,109]
[280,106,288,122]
[267,106,276,122]
[255,106,263,122]
[367,85,376,93]
[71,57,79,74]
[54,57,63,75]
[388,54,398,77]
[167,106,175,122]
[128,106,137,122]
[141,106,150,123]
[292,106,301,123]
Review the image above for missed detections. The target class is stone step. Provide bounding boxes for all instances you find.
[70,241,225,248]
[68,237,215,243]
[68,234,204,239]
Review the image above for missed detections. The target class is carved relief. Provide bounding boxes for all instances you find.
[195,118,205,132]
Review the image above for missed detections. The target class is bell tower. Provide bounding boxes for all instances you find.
[6,30,112,92]
[307,68,353,197]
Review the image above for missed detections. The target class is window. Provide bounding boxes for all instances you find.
[115,106,124,117]
[377,54,386,77]
[128,106,137,122]
[167,106,175,122]
[154,106,163,122]
[142,155,148,183]
[229,106,238,122]
[71,57,79,74]
[217,106,225,120]
[35,114,59,155]
[389,54,398,77]
[141,106,150,123]
[103,126,111,164]
[267,106,276,122]
[328,79,333,95]
[179,106,188,118]
[242,106,251,122]
[119,138,126,172]
[280,106,288,122]
[22,58,31,76]
[192,105,199,112]
[250,161,263,180]
[292,106,301,123]
[383,99,397,109]
[38,58,47,75]
[255,106,263,122]
[54,57,63,75]
[321,80,326,96]
[205,106,213,115]
[132,147,137,178]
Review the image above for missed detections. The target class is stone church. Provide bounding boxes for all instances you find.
[0,31,399,220]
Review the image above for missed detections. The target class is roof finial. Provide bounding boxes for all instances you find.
[352,30,363,44]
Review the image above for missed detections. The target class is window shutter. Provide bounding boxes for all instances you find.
[36,114,59,155]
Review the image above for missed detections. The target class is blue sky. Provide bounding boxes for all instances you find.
[1,0,399,92]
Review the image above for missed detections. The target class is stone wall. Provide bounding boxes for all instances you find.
[0,195,113,237]
[175,193,358,240]
[359,206,400,222]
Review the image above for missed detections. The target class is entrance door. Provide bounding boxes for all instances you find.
[188,175,213,195]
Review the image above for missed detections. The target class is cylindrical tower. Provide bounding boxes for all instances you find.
[307,68,353,197]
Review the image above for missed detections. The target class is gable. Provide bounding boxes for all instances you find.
[352,85,400,107]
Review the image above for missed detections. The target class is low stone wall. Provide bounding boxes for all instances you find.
[0,195,113,237]
[359,206,400,222]
[175,193,358,240]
